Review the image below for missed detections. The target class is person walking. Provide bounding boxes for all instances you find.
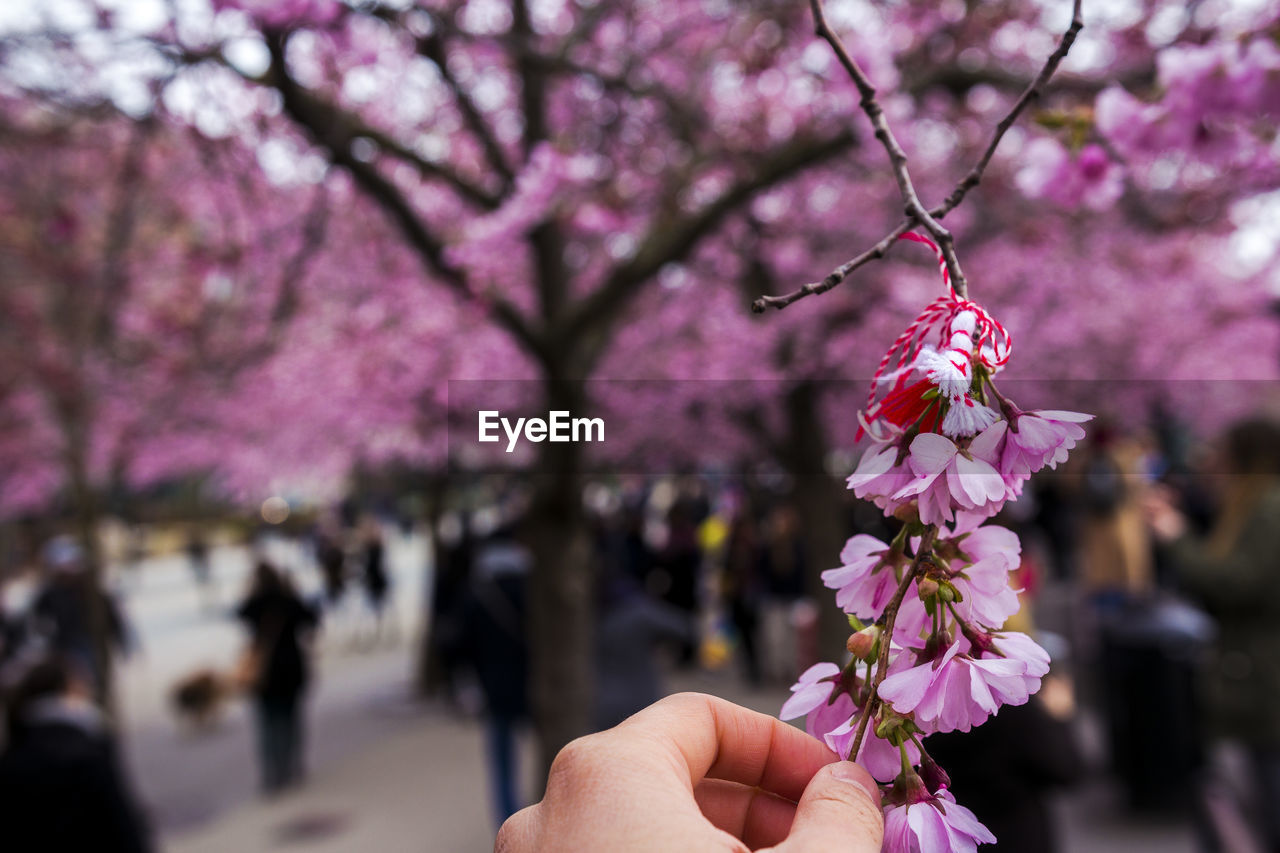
[30,536,132,702]
[453,522,531,826]
[235,561,320,794]
[358,516,392,644]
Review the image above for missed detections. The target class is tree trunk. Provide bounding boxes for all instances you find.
[414,476,447,696]
[525,376,594,787]
[783,382,851,663]
[62,410,115,714]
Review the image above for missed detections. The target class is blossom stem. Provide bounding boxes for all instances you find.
[850,525,939,761]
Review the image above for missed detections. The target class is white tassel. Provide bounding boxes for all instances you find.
[942,395,999,438]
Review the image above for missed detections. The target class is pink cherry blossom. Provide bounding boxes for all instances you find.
[893,430,1006,526]
[883,790,996,853]
[804,688,857,743]
[779,662,841,721]
[847,439,914,515]
[821,534,897,617]
[1001,410,1093,478]
[945,525,1023,628]
[877,637,1048,734]
[990,631,1051,680]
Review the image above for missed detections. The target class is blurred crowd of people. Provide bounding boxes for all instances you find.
[0,501,410,848]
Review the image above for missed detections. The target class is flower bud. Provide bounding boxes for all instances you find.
[937,580,961,603]
[846,625,880,661]
[875,713,909,745]
[919,752,951,795]
[917,577,940,599]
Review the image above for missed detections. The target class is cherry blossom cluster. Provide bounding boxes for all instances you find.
[782,235,1091,852]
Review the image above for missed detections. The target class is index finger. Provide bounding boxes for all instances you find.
[614,692,839,803]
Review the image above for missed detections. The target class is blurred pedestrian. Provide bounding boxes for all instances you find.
[453,522,530,826]
[313,520,348,609]
[0,656,153,852]
[235,560,320,794]
[358,516,392,645]
[724,509,764,685]
[1150,418,1280,851]
[1076,424,1154,611]
[30,536,131,702]
[759,504,807,684]
[185,526,216,612]
[659,496,702,667]
[593,567,691,731]
[422,511,474,704]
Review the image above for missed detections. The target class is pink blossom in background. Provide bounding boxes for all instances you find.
[1015,139,1124,213]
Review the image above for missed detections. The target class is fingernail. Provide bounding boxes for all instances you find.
[830,761,881,805]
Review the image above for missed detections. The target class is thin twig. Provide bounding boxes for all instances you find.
[848,527,937,762]
[753,0,1084,313]
[806,0,966,296]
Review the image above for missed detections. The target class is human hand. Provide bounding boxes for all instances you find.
[496,692,883,852]
[1142,485,1186,542]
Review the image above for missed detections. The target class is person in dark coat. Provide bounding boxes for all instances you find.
[359,517,391,641]
[31,536,131,701]
[0,657,153,852]
[454,523,530,826]
[724,511,764,685]
[235,561,320,793]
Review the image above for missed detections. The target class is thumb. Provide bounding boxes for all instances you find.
[767,761,884,853]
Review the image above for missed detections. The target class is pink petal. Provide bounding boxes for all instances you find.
[967,419,1007,460]
[953,454,1006,505]
[1033,409,1094,423]
[840,534,888,565]
[908,433,958,477]
[907,802,952,852]
[878,662,934,713]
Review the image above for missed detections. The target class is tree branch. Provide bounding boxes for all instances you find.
[415,28,517,190]
[93,116,155,347]
[807,0,967,295]
[754,0,1084,313]
[262,34,543,358]
[181,37,502,210]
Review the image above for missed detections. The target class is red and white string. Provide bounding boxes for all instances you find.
[864,233,1011,413]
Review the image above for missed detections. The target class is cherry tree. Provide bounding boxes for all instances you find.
[2,0,1278,775]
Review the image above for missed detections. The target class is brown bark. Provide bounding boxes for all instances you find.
[524,375,594,787]
[782,381,850,662]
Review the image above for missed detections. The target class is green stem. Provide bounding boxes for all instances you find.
[849,525,939,762]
